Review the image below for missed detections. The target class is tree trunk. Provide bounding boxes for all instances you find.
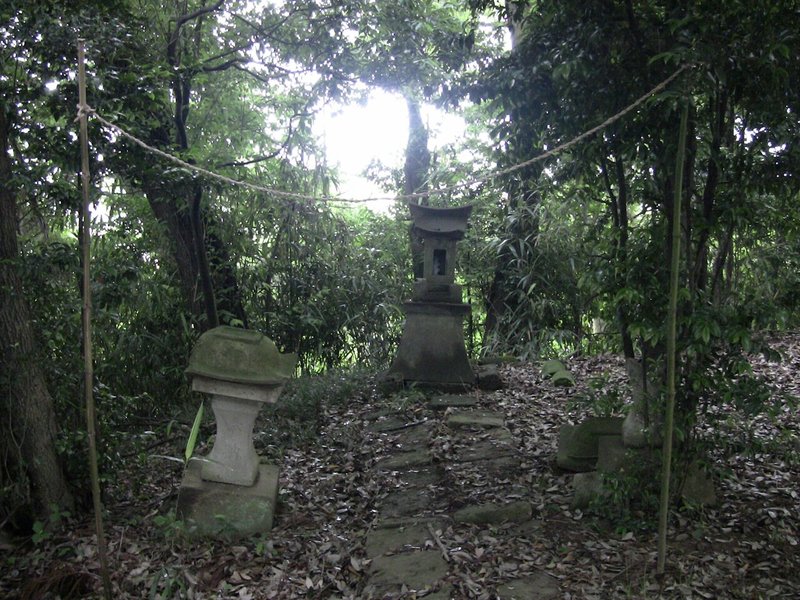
[137,1,246,332]
[0,106,73,522]
[482,0,537,352]
[403,95,431,280]
[143,179,247,331]
[601,147,634,358]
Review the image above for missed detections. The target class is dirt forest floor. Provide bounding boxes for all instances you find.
[2,335,799,599]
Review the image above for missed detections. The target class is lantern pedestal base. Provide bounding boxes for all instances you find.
[177,458,279,539]
[387,302,475,390]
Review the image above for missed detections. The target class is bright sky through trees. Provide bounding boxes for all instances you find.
[314,88,465,211]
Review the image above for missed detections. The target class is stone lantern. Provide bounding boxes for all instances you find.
[386,203,475,389]
[177,326,296,537]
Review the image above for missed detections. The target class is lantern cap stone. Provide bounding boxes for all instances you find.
[186,326,296,385]
[408,203,473,237]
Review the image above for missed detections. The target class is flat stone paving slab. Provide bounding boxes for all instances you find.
[397,465,443,489]
[496,571,560,599]
[389,420,434,451]
[367,416,405,433]
[427,394,479,410]
[446,410,505,429]
[456,434,516,463]
[368,416,421,433]
[366,550,448,596]
[380,487,437,519]
[422,584,455,599]
[365,518,445,556]
[376,449,431,471]
[452,500,533,526]
[476,454,520,472]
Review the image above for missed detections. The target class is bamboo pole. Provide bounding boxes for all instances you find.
[657,95,690,575]
[77,39,113,600]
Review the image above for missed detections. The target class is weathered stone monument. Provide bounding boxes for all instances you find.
[177,326,295,537]
[386,203,475,389]
[557,359,716,508]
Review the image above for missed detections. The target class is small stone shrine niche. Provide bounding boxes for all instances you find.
[386,203,476,389]
[411,202,471,304]
[177,326,296,538]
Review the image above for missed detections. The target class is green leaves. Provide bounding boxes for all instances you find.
[184,401,204,463]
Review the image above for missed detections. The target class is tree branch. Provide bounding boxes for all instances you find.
[200,43,252,68]
[217,153,280,169]
[168,0,226,64]
[175,0,226,33]
[202,57,244,72]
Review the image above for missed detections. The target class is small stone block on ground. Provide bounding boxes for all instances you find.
[596,434,627,473]
[556,425,596,473]
[680,461,717,507]
[446,410,505,429]
[176,459,279,539]
[571,471,605,509]
[476,363,503,390]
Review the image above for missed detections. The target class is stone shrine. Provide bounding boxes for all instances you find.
[386,203,475,389]
[177,326,296,538]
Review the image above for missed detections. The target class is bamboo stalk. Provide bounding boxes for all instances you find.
[657,95,690,575]
[78,39,113,600]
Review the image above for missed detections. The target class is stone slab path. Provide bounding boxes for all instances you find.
[361,393,560,599]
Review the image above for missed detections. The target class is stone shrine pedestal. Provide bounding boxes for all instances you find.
[389,302,474,389]
[176,326,295,538]
[178,459,280,538]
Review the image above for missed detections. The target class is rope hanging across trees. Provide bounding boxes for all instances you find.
[76,64,691,205]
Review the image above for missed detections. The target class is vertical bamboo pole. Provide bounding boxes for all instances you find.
[77,39,113,600]
[657,95,690,575]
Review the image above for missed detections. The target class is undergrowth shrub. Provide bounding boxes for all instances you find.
[256,368,375,452]
[588,452,662,532]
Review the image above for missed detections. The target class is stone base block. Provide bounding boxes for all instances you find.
[177,459,279,539]
[596,434,627,473]
[556,418,625,473]
[386,302,475,389]
[476,363,503,390]
[556,425,594,472]
[571,471,606,509]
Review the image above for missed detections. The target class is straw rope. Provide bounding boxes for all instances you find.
[77,64,690,205]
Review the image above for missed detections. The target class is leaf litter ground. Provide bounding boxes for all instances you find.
[2,335,799,599]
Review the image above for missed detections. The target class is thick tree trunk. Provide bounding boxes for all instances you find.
[601,148,634,358]
[0,107,73,521]
[143,179,247,331]
[482,1,535,351]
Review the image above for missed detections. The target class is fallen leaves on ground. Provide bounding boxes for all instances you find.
[1,334,799,598]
